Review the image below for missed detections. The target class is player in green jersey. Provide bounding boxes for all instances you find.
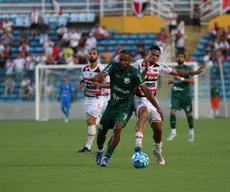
[91,50,163,167]
[167,52,196,142]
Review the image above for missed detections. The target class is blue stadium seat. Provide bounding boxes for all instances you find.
[200,39,208,44]
[197,44,205,51]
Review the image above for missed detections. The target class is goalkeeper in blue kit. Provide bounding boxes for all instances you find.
[58,75,74,122]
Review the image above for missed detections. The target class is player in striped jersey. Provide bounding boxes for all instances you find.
[78,48,110,153]
[133,45,205,164]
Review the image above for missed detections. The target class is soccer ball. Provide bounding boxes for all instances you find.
[131,151,149,168]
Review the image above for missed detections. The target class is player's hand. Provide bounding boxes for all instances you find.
[143,56,151,71]
[175,76,181,80]
[168,80,174,85]
[157,108,164,121]
[194,64,206,75]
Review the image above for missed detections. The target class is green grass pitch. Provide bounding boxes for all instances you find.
[0,118,230,192]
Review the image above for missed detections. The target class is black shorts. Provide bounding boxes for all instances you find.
[31,23,38,29]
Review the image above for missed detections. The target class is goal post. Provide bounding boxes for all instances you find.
[35,62,209,121]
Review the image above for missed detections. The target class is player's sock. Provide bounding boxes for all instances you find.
[65,107,70,119]
[154,142,162,153]
[134,132,143,151]
[187,115,193,129]
[170,115,176,133]
[105,145,116,159]
[85,125,96,150]
[216,109,220,117]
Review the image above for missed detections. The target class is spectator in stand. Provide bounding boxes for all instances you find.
[214,50,226,78]
[66,53,73,65]
[3,18,14,33]
[27,81,35,100]
[214,38,229,57]
[205,39,214,52]
[101,47,113,64]
[36,52,46,66]
[91,23,104,40]
[39,19,49,45]
[85,34,97,50]
[25,52,35,77]
[0,41,5,54]
[5,59,14,75]
[53,43,60,61]
[30,5,40,37]
[101,26,111,39]
[62,44,74,60]
[0,20,3,35]
[21,76,31,87]
[158,26,168,43]
[73,55,80,65]
[156,35,166,53]
[77,44,88,64]
[227,25,230,45]
[168,7,178,34]
[203,51,213,68]
[19,85,28,100]
[113,44,123,62]
[46,55,56,65]
[62,29,71,47]
[13,55,25,81]
[4,45,12,59]
[70,29,81,53]
[0,52,6,68]
[211,22,219,40]
[175,30,187,53]
[19,42,30,54]
[217,27,227,41]
[81,28,90,39]
[193,4,201,32]
[4,75,14,95]
[19,29,29,46]
[2,31,13,46]
[57,25,67,40]
[44,43,54,58]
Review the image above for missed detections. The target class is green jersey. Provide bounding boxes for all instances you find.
[171,65,192,98]
[103,62,145,109]
[211,87,220,97]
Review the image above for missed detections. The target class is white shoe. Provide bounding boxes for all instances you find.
[188,134,194,142]
[65,118,69,123]
[167,133,177,141]
[153,149,165,165]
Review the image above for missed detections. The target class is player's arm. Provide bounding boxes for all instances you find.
[168,77,194,84]
[169,64,206,76]
[91,82,110,88]
[140,84,164,121]
[92,62,113,82]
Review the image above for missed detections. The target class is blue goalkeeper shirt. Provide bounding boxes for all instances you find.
[59,81,73,100]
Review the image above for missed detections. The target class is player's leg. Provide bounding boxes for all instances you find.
[100,109,133,167]
[64,97,71,122]
[148,107,165,165]
[134,106,148,152]
[182,96,194,142]
[61,99,67,120]
[167,97,180,141]
[79,99,101,153]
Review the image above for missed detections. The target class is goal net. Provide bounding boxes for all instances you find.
[35,62,211,121]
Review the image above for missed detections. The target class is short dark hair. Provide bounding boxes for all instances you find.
[89,48,99,55]
[176,52,186,58]
[119,49,132,56]
[149,45,161,52]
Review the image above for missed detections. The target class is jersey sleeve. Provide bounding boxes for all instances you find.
[133,69,145,87]
[103,62,114,75]
[133,60,142,71]
[159,64,172,75]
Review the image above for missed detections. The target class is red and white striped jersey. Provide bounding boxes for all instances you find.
[81,64,110,97]
[133,59,172,97]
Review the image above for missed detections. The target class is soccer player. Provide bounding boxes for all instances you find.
[92,49,163,167]
[133,46,205,164]
[59,75,74,123]
[78,48,110,153]
[167,52,198,142]
[210,83,220,118]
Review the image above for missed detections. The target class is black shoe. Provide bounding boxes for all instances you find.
[78,146,91,153]
[134,146,142,152]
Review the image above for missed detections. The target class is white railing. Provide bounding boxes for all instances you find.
[0,0,223,23]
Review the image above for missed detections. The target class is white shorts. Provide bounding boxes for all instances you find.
[84,97,104,120]
[102,95,110,114]
[134,96,161,124]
